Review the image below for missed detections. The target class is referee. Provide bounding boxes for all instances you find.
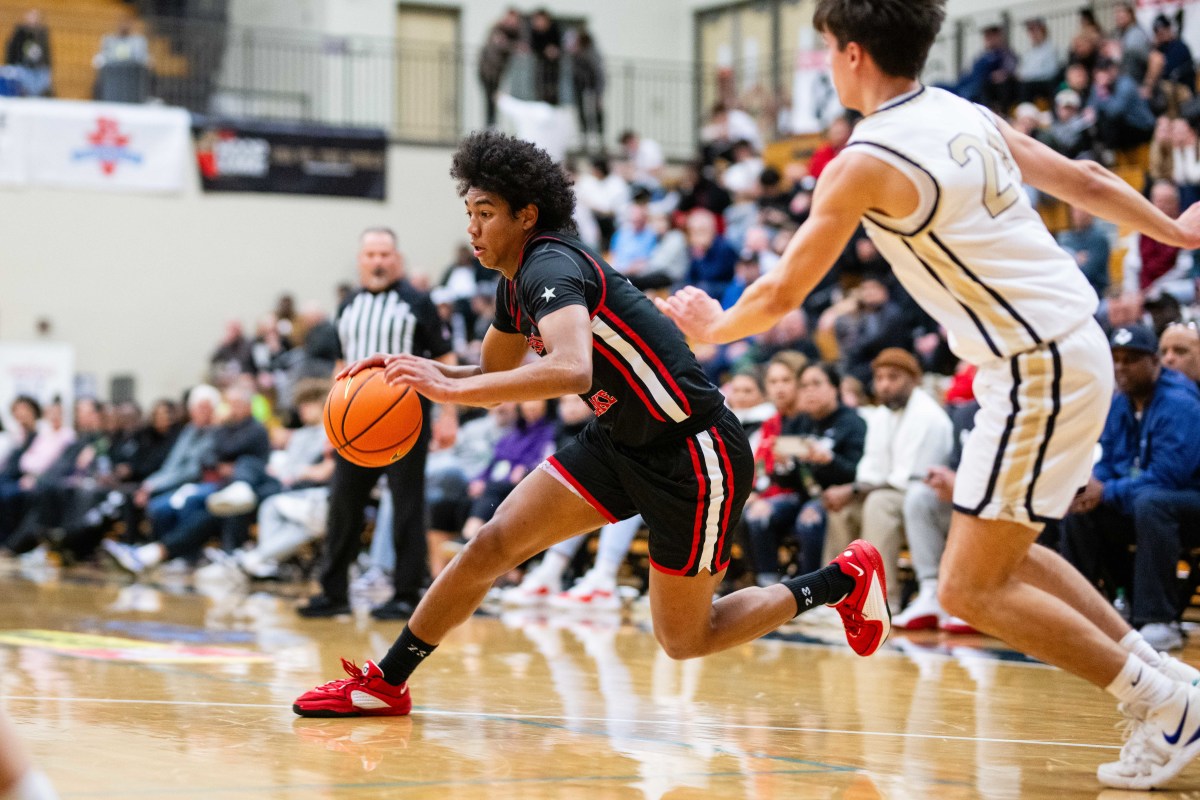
[299,227,454,619]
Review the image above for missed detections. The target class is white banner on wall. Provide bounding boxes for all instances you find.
[0,342,75,434]
[0,98,188,193]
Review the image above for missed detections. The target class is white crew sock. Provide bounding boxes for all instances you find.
[1107,653,1177,710]
[1120,629,1165,669]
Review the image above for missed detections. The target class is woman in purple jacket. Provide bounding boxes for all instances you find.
[461,399,558,542]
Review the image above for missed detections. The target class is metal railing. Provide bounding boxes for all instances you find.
[0,0,1133,159]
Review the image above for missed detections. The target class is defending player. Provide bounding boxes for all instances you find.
[292,131,892,720]
[656,0,1200,790]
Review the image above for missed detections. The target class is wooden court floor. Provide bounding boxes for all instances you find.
[3,562,1200,799]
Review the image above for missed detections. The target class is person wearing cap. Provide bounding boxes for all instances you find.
[1018,17,1059,105]
[1044,88,1097,160]
[1088,56,1156,153]
[1061,324,1200,650]
[822,347,953,609]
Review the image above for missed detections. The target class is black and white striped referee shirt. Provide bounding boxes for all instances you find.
[335,280,452,363]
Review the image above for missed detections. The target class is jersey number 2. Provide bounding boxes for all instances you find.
[949,133,1019,218]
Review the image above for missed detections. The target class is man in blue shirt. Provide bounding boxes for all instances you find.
[1061,324,1200,649]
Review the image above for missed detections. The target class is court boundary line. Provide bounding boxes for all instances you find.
[1,694,1119,751]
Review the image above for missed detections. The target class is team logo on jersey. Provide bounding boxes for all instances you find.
[540,286,556,303]
[527,334,545,355]
[587,390,618,417]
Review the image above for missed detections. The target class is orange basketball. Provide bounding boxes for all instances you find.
[323,366,423,468]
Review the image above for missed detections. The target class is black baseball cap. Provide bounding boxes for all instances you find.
[1109,324,1158,355]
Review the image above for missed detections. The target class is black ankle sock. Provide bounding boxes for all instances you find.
[377,627,437,686]
[783,564,856,617]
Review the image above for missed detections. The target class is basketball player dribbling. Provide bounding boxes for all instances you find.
[656,0,1200,790]
[293,131,892,722]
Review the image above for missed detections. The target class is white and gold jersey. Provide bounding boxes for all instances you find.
[847,86,1098,365]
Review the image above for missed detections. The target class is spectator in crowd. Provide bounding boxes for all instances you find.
[1150,114,1176,182]
[94,16,148,69]
[1088,57,1156,154]
[571,29,605,154]
[822,349,954,609]
[1057,206,1112,296]
[1148,14,1196,113]
[825,274,911,388]
[496,91,573,164]
[4,8,51,97]
[0,398,72,543]
[807,113,855,181]
[1170,117,1200,210]
[608,200,658,278]
[1113,2,1153,84]
[720,139,764,197]
[723,369,775,436]
[1160,320,1200,387]
[639,210,689,291]
[128,385,218,529]
[1069,8,1104,72]
[104,384,271,574]
[747,361,865,586]
[700,102,764,164]
[891,392,980,632]
[478,9,523,128]
[459,399,557,548]
[951,24,1018,112]
[1017,17,1060,105]
[741,351,807,587]
[204,379,335,580]
[684,208,739,300]
[1122,180,1196,303]
[210,320,254,386]
[1043,88,1096,161]
[2,397,108,558]
[528,8,562,106]
[1060,324,1200,650]
[300,228,454,621]
[618,129,664,191]
[424,404,510,578]
[93,15,150,103]
[676,161,732,217]
[574,157,628,251]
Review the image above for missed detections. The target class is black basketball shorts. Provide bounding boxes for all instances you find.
[540,407,753,577]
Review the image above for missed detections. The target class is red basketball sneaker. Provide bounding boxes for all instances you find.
[828,540,891,657]
[293,659,412,717]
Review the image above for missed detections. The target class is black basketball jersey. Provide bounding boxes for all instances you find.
[493,231,725,447]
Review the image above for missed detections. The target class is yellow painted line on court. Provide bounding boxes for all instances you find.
[0,629,270,664]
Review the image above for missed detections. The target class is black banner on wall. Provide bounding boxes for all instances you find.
[193,118,387,199]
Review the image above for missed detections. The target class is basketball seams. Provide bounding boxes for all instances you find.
[338,369,381,446]
[340,383,413,449]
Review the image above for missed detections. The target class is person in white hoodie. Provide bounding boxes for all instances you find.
[820,348,953,610]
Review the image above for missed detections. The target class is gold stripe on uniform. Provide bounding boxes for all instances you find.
[995,347,1054,515]
[909,235,1032,357]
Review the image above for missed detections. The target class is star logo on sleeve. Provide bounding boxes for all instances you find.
[540,286,556,303]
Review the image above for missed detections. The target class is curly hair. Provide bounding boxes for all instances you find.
[450,130,578,235]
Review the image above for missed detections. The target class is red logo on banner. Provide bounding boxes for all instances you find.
[72,116,142,175]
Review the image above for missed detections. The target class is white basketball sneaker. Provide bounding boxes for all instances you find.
[892,584,943,631]
[548,570,621,612]
[1097,682,1200,789]
[499,567,561,607]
